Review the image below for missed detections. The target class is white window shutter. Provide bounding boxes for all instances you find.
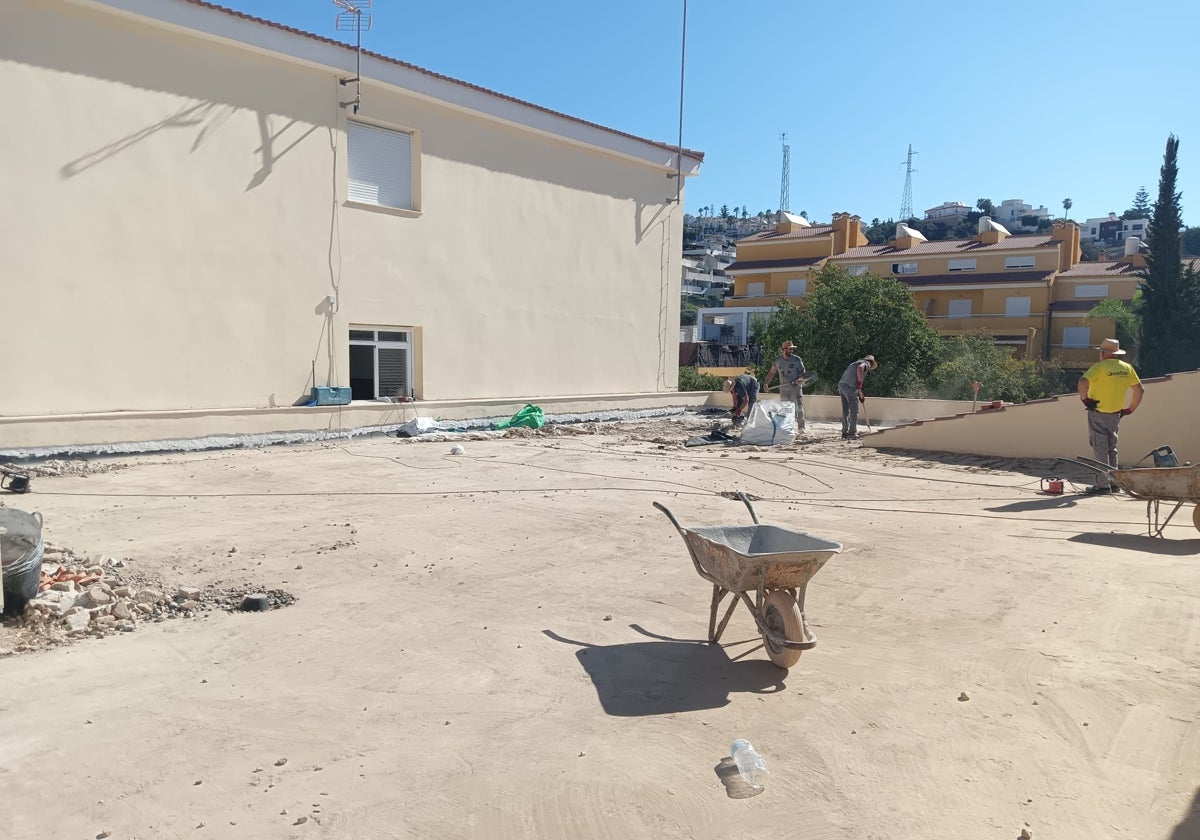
[347,122,413,210]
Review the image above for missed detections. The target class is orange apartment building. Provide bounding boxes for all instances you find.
[697,212,1143,369]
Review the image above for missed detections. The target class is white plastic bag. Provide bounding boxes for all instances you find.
[399,417,440,437]
[739,401,797,446]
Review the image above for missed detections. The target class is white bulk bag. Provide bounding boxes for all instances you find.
[739,401,797,446]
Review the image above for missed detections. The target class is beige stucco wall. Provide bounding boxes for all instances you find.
[864,370,1200,463]
[1,0,685,418]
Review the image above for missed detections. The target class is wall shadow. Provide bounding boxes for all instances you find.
[1069,532,1200,556]
[11,1,678,204]
[543,627,785,717]
[1168,787,1200,840]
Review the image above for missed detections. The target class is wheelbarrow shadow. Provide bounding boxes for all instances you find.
[1069,532,1200,555]
[543,625,785,717]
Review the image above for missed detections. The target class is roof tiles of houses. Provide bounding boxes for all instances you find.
[736,225,835,243]
[898,271,1055,287]
[724,256,828,273]
[835,234,1059,260]
[177,0,704,162]
[1057,261,1142,278]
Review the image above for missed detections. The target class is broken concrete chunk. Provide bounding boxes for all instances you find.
[111,599,133,621]
[64,611,91,632]
[134,589,163,605]
[176,587,202,602]
[86,587,113,607]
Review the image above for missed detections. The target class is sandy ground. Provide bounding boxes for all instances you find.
[2,416,1199,839]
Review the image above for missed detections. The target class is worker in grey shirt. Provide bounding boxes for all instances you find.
[722,373,759,428]
[838,355,877,439]
[763,340,807,433]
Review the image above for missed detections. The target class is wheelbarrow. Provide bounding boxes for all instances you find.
[653,492,842,669]
[1070,454,1200,538]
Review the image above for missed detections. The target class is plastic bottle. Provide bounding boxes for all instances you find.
[730,739,768,789]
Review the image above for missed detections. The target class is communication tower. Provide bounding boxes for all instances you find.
[899,143,918,221]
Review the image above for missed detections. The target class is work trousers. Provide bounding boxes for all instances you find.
[838,384,859,437]
[1087,410,1122,489]
[779,384,805,432]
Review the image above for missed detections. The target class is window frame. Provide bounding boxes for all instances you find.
[786,279,808,296]
[349,327,414,401]
[947,258,977,272]
[891,262,918,275]
[745,281,766,297]
[1004,255,1036,269]
[1004,296,1032,317]
[1075,284,1109,299]
[1062,326,1091,348]
[345,118,422,216]
[947,299,972,319]
[846,265,869,276]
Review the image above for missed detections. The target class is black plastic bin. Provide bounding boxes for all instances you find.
[1,509,44,616]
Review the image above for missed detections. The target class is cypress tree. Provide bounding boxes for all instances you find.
[1137,135,1200,376]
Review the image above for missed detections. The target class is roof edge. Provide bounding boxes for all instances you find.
[78,0,704,171]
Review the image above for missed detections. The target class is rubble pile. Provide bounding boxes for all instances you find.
[2,542,295,655]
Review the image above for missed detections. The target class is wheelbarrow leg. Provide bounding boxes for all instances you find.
[710,585,738,643]
[1147,499,1184,538]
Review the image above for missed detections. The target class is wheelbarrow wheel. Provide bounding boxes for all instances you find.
[762,590,803,669]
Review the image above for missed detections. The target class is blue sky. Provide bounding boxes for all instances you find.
[217,0,1197,224]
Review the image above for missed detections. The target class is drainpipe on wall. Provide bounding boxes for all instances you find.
[1043,301,1054,360]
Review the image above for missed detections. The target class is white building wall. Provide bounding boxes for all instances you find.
[1,0,689,418]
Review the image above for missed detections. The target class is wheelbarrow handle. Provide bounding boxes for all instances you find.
[652,501,687,536]
[737,491,761,524]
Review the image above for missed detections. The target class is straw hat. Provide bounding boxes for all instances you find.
[1097,338,1126,356]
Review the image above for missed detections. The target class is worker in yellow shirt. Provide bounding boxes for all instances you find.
[1077,338,1144,495]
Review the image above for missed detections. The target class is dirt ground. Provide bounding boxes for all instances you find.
[2,415,1198,839]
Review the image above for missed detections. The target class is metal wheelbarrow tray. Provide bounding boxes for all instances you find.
[654,492,842,669]
[1073,458,1200,537]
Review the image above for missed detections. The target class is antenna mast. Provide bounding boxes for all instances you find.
[779,132,790,218]
[334,0,373,114]
[899,143,918,221]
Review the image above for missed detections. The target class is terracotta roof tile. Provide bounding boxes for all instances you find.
[725,256,827,273]
[175,0,703,161]
[835,234,1059,259]
[899,270,1054,287]
[737,225,834,243]
[1057,261,1143,277]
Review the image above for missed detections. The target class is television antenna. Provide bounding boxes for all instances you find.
[334,0,373,114]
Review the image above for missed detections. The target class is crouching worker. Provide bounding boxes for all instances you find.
[722,373,759,428]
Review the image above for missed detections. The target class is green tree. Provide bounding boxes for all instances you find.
[680,302,698,327]
[719,204,730,223]
[1084,295,1141,359]
[678,367,725,392]
[1182,226,1200,256]
[1123,186,1152,220]
[1139,135,1200,376]
[1062,197,1073,219]
[929,335,1067,402]
[790,265,940,395]
[1080,239,1100,261]
[1019,214,1040,228]
[976,198,995,216]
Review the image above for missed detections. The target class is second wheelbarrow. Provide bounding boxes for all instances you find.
[654,492,842,669]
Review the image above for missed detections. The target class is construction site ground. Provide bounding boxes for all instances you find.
[2,414,1198,839]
